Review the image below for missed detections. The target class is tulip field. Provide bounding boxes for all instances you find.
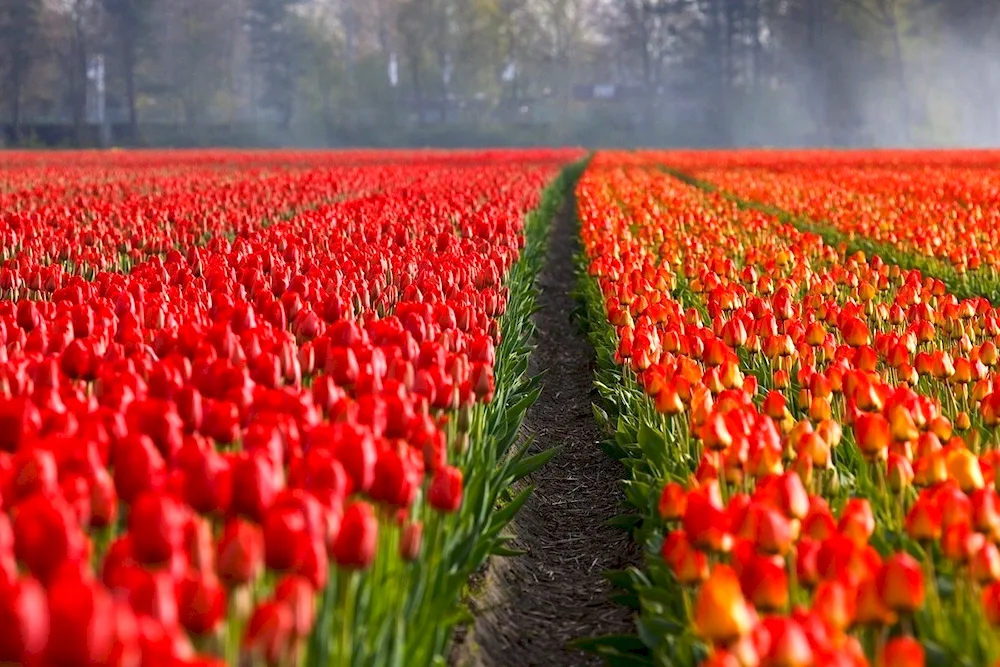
[0,148,584,666]
[3,147,1000,667]
[578,151,1000,667]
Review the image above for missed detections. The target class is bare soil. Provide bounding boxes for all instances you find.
[453,188,639,667]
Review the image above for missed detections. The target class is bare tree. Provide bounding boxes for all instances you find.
[0,0,43,140]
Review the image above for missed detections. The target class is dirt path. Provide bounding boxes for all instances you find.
[455,186,639,667]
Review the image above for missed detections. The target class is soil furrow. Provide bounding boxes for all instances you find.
[455,184,639,667]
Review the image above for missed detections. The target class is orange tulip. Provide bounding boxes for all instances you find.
[947,447,985,491]
[813,579,856,632]
[740,553,788,612]
[693,564,754,645]
[905,497,942,542]
[877,552,924,613]
[662,531,709,586]
[683,484,732,553]
[853,413,890,460]
[654,385,685,415]
[878,636,924,667]
[971,542,1000,584]
[746,503,794,555]
[838,498,875,546]
[855,576,897,626]
[887,404,919,442]
[841,316,871,347]
[658,482,687,522]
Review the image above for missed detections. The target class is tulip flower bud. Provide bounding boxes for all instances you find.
[128,491,187,567]
[243,600,294,665]
[886,453,914,492]
[982,581,1000,626]
[217,518,264,589]
[855,575,897,626]
[693,565,753,645]
[662,530,709,586]
[740,554,788,612]
[947,447,985,492]
[838,498,875,546]
[400,521,423,562]
[333,501,378,569]
[748,503,794,555]
[0,575,49,663]
[813,579,855,632]
[972,542,1000,584]
[12,494,88,585]
[854,413,890,460]
[273,575,316,640]
[878,636,924,667]
[45,566,116,666]
[877,552,924,613]
[654,385,685,415]
[262,505,308,572]
[658,482,687,522]
[429,465,463,513]
[759,617,814,667]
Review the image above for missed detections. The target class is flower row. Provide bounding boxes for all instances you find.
[0,149,582,666]
[577,154,1000,666]
[658,150,1000,278]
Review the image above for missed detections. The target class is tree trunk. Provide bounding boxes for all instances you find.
[11,68,22,144]
[886,13,912,144]
[805,0,830,145]
[70,27,87,147]
[124,33,139,142]
[409,56,425,126]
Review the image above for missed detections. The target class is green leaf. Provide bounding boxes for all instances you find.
[600,438,629,460]
[592,403,610,428]
[489,485,534,529]
[637,422,665,457]
[491,543,529,557]
[508,446,562,482]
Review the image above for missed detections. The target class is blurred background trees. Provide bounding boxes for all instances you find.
[0,0,998,147]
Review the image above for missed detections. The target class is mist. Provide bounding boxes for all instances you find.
[0,0,998,149]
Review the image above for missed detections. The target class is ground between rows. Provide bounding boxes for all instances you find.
[454,183,640,667]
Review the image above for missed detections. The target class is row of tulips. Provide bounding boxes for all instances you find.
[0,149,583,666]
[648,150,1000,301]
[574,153,1000,667]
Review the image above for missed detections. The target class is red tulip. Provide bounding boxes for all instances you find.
[758,616,814,667]
[400,521,423,562]
[273,575,316,638]
[217,518,264,588]
[333,501,378,569]
[128,491,187,566]
[263,504,308,572]
[877,552,924,613]
[12,493,88,585]
[243,601,294,665]
[177,571,227,635]
[428,465,463,513]
[0,575,49,663]
[878,636,924,667]
[45,566,116,666]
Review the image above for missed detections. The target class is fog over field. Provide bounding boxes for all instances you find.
[0,0,997,148]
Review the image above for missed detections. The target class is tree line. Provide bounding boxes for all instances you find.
[1,0,998,148]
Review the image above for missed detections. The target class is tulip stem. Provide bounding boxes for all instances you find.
[339,570,360,667]
[682,587,693,625]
